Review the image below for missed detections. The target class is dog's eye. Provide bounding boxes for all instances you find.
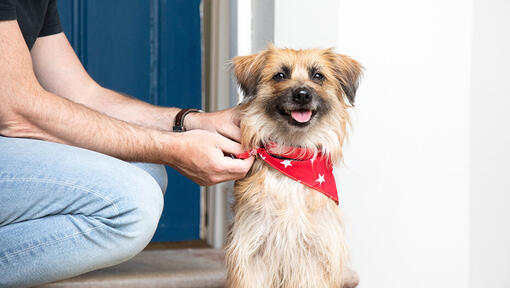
[313,72,325,81]
[273,72,287,81]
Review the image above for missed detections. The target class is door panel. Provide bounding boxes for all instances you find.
[57,0,202,241]
[85,1,151,102]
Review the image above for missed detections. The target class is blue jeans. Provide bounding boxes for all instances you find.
[0,137,168,287]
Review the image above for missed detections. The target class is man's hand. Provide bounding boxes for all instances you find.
[162,129,254,186]
[171,106,256,186]
[184,107,241,142]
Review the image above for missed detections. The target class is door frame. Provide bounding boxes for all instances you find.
[202,0,237,248]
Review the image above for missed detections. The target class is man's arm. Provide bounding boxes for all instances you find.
[0,20,252,185]
[30,32,241,141]
[0,21,161,161]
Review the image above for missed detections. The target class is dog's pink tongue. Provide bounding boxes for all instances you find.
[291,110,312,123]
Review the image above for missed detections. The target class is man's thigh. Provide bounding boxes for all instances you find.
[0,136,167,226]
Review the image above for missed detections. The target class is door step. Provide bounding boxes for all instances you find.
[39,248,225,288]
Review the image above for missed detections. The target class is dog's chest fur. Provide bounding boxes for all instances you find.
[227,159,347,287]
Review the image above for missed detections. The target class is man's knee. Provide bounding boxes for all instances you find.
[129,162,168,194]
[100,164,165,262]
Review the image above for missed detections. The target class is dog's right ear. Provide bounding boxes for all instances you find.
[232,51,267,101]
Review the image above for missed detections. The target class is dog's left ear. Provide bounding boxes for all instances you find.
[231,51,268,101]
[330,53,363,106]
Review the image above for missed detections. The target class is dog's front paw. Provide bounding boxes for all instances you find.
[343,268,360,288]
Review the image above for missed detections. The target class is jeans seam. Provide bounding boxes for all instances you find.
[0,178,121,226]
[0,225,104,261]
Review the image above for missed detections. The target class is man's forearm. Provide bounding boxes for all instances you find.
[1,85,173,164]
[30,32,186,132]
[78,85,182,132]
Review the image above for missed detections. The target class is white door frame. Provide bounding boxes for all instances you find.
[202,0,237,249]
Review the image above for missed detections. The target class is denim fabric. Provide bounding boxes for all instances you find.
[0,136,168,287]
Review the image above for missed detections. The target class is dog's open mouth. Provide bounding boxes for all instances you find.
[279,108,316,126]
[291,110,313,123]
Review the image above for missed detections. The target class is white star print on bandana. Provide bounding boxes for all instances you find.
[316,174,325,185]
[280,160,292,168]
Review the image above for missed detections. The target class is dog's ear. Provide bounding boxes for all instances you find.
[231,51,267,101]
[329,53,363,106]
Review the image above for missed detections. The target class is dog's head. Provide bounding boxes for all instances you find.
[233,46,362,162]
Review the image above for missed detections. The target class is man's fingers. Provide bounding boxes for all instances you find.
[210,133,254,182]
[223,156,255,177]
[219,124,241,143]
[230,108,241,127]
[217,108,241,142]
[216,135,245,155]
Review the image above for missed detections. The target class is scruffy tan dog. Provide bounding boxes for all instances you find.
[225,46,362,288]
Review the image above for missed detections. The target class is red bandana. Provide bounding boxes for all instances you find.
[237,146,339,204]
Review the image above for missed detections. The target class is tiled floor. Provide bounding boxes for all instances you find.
[38,249,225,288]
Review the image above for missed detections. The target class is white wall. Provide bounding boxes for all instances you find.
[336,1,472,287]
[274,0,339,49]
[470,0,510,287]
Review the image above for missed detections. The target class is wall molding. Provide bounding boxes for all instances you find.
[149,0,160,105]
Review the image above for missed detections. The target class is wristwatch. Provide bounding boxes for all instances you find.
[173,108,202,132]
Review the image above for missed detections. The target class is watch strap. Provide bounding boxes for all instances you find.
[173,108,201,132]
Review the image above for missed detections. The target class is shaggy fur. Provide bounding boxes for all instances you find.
[226,46,362,288]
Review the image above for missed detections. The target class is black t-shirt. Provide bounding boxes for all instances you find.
[0,0,62,50]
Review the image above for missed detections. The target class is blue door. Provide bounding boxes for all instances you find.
[57,0,202,242]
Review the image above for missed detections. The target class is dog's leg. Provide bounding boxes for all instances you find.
[226,255,273,288]
[342,267,360,288]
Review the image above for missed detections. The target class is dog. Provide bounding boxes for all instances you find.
[225,46,362,288]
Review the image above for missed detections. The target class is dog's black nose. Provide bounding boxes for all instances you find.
[292,88,312,104]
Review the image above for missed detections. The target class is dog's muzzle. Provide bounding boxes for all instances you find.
[275,87,320,126]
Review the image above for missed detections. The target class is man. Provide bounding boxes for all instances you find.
[0,1,254,287]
